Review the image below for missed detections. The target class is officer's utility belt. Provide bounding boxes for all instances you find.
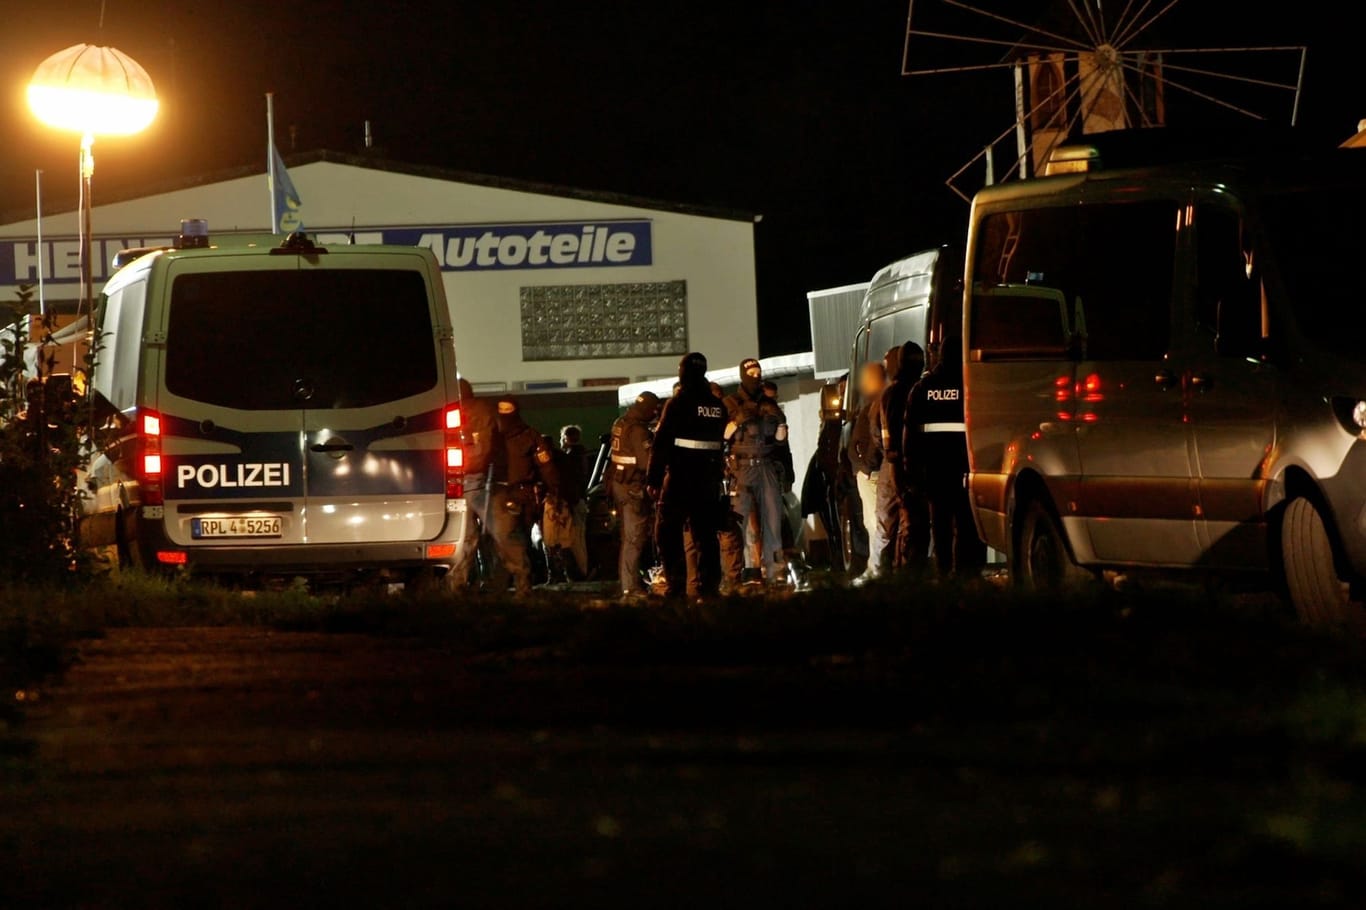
[921,422,967,434]
[730,456,771,468]
[675,438,722,452]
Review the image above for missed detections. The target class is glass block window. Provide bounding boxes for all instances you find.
[520,280,689,361]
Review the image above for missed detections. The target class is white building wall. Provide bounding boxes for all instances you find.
[0,160,758,391]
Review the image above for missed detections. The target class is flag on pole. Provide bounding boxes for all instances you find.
[270,144,304,235]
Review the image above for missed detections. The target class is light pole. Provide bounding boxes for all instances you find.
[27,43,158,325]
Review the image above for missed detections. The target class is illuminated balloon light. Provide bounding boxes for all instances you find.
[27,44,158,137]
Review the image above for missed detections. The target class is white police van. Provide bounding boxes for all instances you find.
[963,129,1366,625]
[80,221,470,585]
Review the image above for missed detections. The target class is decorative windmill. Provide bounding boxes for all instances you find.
[901,1,1309,199]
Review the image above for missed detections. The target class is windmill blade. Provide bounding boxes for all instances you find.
[1118,59,1266,120]
[1065,0,1101,45]
[1111,0,1154,47]
[1114,0,1182,48]
[1140,58,1299,92]
[934,0,1092,50]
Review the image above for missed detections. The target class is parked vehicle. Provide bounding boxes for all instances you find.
[81,221,470,586]
[963,129,1366,624]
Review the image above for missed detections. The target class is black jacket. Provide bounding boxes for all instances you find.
[904,355,969,484]
[849,397,883,475]
[459,391,505,483]
[646,382,726,490]
[880,341,924,466]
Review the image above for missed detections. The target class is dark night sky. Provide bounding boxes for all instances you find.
[0,1,1356,355]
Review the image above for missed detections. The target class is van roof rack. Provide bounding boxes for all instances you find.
[270,231,328,255]
[1042,125,1321,174]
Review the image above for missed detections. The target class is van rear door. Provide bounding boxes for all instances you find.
[294,256,447,544]
[159,256,309,547]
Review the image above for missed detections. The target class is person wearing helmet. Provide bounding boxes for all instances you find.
[608,390,661,600]
[646,352,727,599]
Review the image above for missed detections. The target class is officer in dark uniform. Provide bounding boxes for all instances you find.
[608,391,660,600]
[646,352,727,599]
[905,334,986,578]
[724,358,791,586]
[881,341,930,572]
[452,379,529,594]
[497,396,560,596]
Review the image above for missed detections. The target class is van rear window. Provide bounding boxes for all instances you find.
[165,268,438,410]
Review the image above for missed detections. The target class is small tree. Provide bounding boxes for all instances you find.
[0,286,101,583]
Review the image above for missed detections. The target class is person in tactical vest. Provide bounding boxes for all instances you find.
[646,352,727,600]
[497,396,560,595]
[904,334,986,579]
[608,391,660,600]
[723,358,791,586]
[452,379,530,594]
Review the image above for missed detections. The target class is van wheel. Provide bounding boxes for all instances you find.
[1281,496,1361,628]
[1014,499,1091,593]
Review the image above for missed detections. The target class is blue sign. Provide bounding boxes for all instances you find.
[0,220,654,285]
[375,220,653,272]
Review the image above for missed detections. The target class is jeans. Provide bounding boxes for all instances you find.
[857,469,884,577]
[733,460,786,582]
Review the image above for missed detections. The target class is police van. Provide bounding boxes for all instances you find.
[80,222,470,585]
[844,245,962,414]
[963,129,1366,624]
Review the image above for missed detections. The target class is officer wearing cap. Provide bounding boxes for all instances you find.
[451,379,530,594]
[646,352,727,599]
[497,395,560,595]
[904,333,986,579]
[723,358,791,587]
[608,391,660,600]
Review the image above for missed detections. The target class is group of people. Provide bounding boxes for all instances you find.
[848,335,985,583]
[454,338,980,601]
[451,379,593,596]
[607,353,795,602]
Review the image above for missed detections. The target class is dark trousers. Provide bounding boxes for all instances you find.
[928,472,986,577]
[879,462,930,572]
[613,484,651,594]
[657,470,723,598]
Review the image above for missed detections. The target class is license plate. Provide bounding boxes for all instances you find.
[191,516,282,539]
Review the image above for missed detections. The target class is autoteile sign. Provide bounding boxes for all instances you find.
[0,219,653,286]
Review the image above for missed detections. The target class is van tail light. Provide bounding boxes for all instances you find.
[445,404,464,499]
[139,409,164,506]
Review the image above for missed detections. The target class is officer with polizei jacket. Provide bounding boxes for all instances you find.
[452,379,530,594]
[646,352,728,599]
[724,358,791,586]
[497,396,560,595]
[881,341,930,572]
[608,391,660,600]
[903,334,986,578]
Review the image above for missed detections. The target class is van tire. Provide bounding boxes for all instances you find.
[1281,496,1359,628]
[1014,498,1091,593]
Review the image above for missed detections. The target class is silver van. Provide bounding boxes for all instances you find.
[963,135,1366,623]
[80,224,470,585]
[844,245,961,414]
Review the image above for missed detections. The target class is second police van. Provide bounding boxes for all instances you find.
[80,222,470,586]
[963,129,1366,625]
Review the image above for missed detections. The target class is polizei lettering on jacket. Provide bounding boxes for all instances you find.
[176,463,292,490]
[926,389,961,402]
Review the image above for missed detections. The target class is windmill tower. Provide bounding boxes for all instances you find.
[901,1,1307,199]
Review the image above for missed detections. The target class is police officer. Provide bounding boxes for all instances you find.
[905,334,986,579]
[497,396,560,595]
[881,341,930,572]
[849,362,887,582]
[608,391,660,600]
[452,379,531,595]
[646,352,727,599]
[724,358,790,586]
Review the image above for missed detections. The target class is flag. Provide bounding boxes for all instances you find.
[270,145,303,234]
